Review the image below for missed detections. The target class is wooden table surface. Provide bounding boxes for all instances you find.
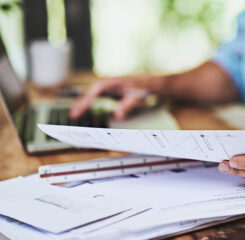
[0,73,245,239]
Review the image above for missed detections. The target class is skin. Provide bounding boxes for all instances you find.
[69,60,245,178]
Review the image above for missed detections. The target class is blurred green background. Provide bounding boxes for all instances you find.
[90,0,245,76]
[0,0,244,79]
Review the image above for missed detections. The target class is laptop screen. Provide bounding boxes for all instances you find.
[0,42,27,115]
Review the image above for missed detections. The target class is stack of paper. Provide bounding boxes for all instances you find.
[1,125,245,239]
[0,177,137,233]
[1,165,245,240]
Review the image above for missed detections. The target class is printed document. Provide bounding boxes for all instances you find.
[1,166,245,239]
[0,214,236,240]
[68,166,245,230]
[38,124,245,162]
[0,177,134,233]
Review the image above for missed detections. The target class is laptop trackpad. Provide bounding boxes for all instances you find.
[108,108,179,130]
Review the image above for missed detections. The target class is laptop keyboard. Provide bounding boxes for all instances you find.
[23,107,109,143]
[48,108,108,127]
[23,108,37,142]
[48,108,70,126]
[46,107,108,141]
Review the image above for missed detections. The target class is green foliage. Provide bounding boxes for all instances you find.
[159,0,225,45]
[0,0,27,80]
[46,0,67,45]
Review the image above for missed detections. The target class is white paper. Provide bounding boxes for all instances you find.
[38,124,245,162]
[0,213,235,240]
[1,166,245,239]
[69,166,245,231]
[0,177,133,233]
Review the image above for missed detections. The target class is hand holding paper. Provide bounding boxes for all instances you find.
[219,155,245,178]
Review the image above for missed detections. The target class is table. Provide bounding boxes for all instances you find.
[0,73,245,239]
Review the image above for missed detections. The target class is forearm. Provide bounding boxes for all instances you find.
[156,61,239,103]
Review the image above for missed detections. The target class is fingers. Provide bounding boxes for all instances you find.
[69,95,93,119]
[69,78,127,119]
[229,155,245,170]
[219,159,245,178]
[114,89,148,120]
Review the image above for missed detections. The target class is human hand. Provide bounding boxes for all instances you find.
[69,76,165,121]
[219,155,245,178]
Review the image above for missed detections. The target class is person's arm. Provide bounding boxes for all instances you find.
[70,60,238,120]
[159,61,238,103]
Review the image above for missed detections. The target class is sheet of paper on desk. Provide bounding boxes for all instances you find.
[0,177,134,233]
[1,166,245,240]
[12,166,244,240]
[0,214,235,240]
[69,166,245,231]
[38,124,245,162]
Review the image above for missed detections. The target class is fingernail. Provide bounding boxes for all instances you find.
[219,163,229,173]
[230,157,238,168]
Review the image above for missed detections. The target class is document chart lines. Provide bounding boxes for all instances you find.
[142,131,161,149]
[199,134,214,151]
[38,124,245,162]
[103,129,139,145]
[173,135,192,148]
[68,129,101,146]
[160,132,205,156]
[105,130,122,144]
[160,132,176,153]
[214,132,231,160]
[95,128,125,146]
[151,132,166,148]
[94,129,107,143]
[192,133,208,158]
[124,130,144,143]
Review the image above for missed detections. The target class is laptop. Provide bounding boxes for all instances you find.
[0,52,121,154]
[0,47,179,155]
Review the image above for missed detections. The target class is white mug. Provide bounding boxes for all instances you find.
[30,40,72,88]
